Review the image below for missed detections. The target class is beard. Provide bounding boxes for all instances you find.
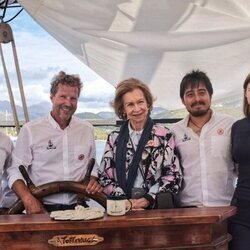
[188,101,210,117]
[190,109,209,117]
[57,105,76,122]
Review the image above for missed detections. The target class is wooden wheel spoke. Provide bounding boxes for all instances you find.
[7,159,107,214]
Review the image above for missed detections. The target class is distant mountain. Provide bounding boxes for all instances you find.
[0,100,51,120]
[97,111,117,119]
[76,112,103,119]
[151,107,173,119]
[0,99,243,122]
[28,101,51,119]
[0,100,23,116]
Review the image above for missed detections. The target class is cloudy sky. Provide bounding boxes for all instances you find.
[0,7,115,113]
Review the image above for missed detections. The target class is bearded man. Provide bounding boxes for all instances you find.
[172,70,237,207]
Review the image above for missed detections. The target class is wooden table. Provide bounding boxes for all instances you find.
[0,206,236,250]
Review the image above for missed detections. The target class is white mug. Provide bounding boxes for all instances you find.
[106,196,132,216]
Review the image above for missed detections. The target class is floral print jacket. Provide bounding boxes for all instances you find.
[98,123,182,200]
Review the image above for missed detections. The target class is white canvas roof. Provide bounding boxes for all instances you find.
[18,0,250,110]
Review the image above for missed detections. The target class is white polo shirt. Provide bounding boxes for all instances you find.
[7,113,98,205]
[172,112,237,207]
[0,132,16,208]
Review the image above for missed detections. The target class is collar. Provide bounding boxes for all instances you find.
[128,121,143,136]
[184,110,214,127]
[48,112,73,130]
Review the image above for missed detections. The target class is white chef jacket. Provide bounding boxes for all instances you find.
[172,112,237,207]
[0,132,16,208]
[8,113,98,205]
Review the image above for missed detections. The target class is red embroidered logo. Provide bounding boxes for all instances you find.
[78,154,85,160]
[217,128,224,135]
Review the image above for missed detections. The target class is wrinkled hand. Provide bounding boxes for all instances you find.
[86,176,103,194]
[22,194,47,214]
[129,198,150,210]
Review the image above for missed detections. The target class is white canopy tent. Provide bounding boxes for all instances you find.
[17,0,250,110]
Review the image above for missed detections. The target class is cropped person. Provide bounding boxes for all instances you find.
[99,78,182,209]
[7,71,102,214]
[0,132,16,213]
[172,70,236,207]
[228,73,250,250]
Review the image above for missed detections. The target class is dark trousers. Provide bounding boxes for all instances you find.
[228,198,250,250]
[228,221,250,250]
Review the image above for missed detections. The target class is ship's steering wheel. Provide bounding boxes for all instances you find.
[6,158,107,214]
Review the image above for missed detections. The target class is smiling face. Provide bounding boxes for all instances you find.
[50,83,79,129]
[122,88,149,131]
[182,82,211,117]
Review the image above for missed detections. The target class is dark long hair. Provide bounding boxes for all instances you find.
[243,73,250,117]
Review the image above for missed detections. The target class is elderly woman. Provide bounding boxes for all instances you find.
[99,78,182,209]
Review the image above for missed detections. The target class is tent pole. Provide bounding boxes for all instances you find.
[0,21,29,133]
[11,38,29,122]
[0,43,20,133]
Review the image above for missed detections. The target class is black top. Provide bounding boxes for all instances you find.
[231,117,250,200]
